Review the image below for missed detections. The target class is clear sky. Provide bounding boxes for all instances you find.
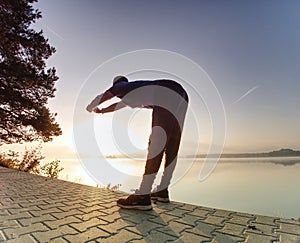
[28,0,300,159]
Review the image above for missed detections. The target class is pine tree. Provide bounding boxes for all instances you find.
[0,0,62,144]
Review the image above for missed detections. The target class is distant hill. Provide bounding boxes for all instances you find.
[104,148,300,160]
[192,148,300,158]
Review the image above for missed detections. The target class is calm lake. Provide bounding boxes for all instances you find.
[58,157,300,219]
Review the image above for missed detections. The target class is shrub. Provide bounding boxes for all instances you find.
[40,160,64,179]
[0,146,64,179]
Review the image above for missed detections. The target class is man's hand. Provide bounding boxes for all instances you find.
[93,107,103,114]
[86,93,104,112]
[86,104,94,112]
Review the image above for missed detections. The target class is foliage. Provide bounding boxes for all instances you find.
[0,150,19,168]
[105,183,121,191]
[40,160,63,179]
[0,0,61,144]
[17,145,44,173]
[0,145,64,178]
[96,183,122,191]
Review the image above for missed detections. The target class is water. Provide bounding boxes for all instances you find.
[58,157,300,219]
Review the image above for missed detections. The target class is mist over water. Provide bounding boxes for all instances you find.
[59,157,300,219]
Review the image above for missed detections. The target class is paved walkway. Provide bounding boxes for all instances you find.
[0,167,300,243]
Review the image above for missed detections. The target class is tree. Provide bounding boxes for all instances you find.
[0,0,62,144]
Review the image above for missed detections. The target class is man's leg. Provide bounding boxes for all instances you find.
[138,126,166,195]
[161,135,181,189]
[117,124,167,210]
[151,99,187,202]
[150,135,181,203]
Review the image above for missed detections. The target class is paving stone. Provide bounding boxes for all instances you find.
[279,232,300,243]
[276,222,300,235]
[0,220,19,229]
[99,229,143,242]
[44,216,82,229]
[50,209,84,220]
[0,231,6,242]
[229,215,253,225]
[32,225,78,242]
[130,239,147,243]
[122,212,155,224]
[176,204,198,212]
[187,208,211,218]
[18,214,56,227]
[61,199,87,206]
[152,205,169,214]
[216,222,245,238]
[276,218,300,225]
[176,231,211,242]
[99,201,118,209]
[245,222,277,237]
[186,221,217,238]
[48,237,69,243]
[78,204,107,214]
[172,201,186,207]
[0,197,13,204]
[0,209,10,217]
[213,209,233,218]
[211,232,245,243]
[76,210,107,221]
[175,214,201,226]
[69,218,107,232]
[4,223,49,239]
[132,220,163,236]
[98,206,120,215]
[99,211,125,223]
[148,216,169,226]
[253,215,278,226]
[57,204,87,213]
[8,206,41,216]
[5,234,37,243]
[19,200,48,209]
[244,232,278,243]
[81,200,105,208]
[0,212,32,221]
[156,221,192,237]
[142,229,178,242]
[156,203,178,211]
[97,219,133,234]
[64,227,110,242]
[165,208,191,217]
[31,207,63,217]
[203,215,227,226]
[235,212,255,219]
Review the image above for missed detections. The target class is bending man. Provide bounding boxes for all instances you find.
[86,76,188,210]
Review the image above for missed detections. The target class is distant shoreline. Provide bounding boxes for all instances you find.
[188,148,300,159]
[105,148,300,159]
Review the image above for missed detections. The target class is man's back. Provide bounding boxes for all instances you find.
[108,79,188,108]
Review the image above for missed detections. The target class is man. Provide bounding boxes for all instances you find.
[86,76,188,210]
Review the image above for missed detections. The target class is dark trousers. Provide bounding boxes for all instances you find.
[139,96,188,194]
[144,107,182,175]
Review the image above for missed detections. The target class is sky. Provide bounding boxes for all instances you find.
[21,0,300,160]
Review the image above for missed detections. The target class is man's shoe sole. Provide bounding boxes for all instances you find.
[117,203,152,211]
[151,196,170,203]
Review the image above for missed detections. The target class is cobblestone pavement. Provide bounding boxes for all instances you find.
[1,167,300,243]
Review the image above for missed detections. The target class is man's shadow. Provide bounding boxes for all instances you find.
[118,202,185,242]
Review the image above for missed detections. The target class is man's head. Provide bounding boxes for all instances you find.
[113,75,128,86]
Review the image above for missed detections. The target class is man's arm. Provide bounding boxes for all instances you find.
[86,90,115,112]
[94,101,127,114]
